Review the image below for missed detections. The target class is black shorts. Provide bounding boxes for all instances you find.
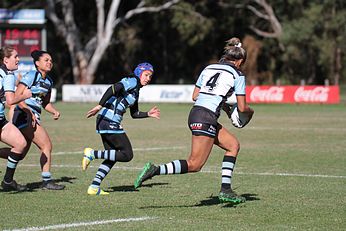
[188,106,220,138]
[0,117,8,129]
[12,108,31,129]
[96,115,124,134]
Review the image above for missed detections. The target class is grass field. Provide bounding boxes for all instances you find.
[0,102,345,230]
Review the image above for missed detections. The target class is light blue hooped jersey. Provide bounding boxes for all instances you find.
[98,76,140,126]
[194,63,246,116]
[18,70,53,122]
[0,66,16,119]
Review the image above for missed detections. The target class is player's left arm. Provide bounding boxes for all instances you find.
[130,101,160,120]
[43,91,60,120]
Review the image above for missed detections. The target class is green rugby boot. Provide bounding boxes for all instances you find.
[218,190,246,204]
[134,162,158,189]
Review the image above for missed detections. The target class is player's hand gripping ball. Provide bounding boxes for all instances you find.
[228,103,252,128]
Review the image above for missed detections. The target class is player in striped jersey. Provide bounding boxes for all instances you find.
[0,46,31,191]
[135,39,254,204]
[12,50,65,190]
[82,62,160,195]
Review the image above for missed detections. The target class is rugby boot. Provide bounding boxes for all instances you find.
[1,180,27,192]
[87,186,109,195]
[82,148,94,171]
[218,189,246,204]
[134,162,158,189]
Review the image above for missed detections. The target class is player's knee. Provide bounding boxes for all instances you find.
[124,152,133,162]
[13,138,27,154]
[233,141,240,153]
[225,140,240,155]
[118,150,133,162]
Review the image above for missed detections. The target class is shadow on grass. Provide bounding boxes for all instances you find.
[139,193,260,209]
[109,182,170,192]
[0,176,77,194]
[194,193,260,208]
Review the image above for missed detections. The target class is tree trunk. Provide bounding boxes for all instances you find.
[46,0,181,84]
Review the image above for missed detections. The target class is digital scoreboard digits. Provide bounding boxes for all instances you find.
[1,28,42,56]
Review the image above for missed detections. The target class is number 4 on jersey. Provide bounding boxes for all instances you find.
[206,73,220,91]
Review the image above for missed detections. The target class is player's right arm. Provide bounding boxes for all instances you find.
[192,86,200,101]
[86,82,124,118]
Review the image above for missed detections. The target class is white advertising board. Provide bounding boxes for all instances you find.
[62,84,195,103]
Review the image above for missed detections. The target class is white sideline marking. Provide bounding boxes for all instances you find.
[6,216,155,231]
[12,163,346,179]
[52,146,186,155]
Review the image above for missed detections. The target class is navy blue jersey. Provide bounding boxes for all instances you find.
[97,76,141,134]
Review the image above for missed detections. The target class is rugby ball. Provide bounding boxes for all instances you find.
[228,103,251,128]
[225,93,237,105]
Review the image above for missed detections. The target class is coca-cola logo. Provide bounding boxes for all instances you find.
[294,87,329,102]
[250,86,284,102]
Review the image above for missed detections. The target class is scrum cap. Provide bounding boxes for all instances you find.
[134,62,154,78]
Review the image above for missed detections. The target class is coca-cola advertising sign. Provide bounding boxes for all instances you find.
[247,86,339,104]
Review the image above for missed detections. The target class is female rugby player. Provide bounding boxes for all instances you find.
[82,62,160,195]
[13,50,65,190]
[135,40,254,204]
[0,46,31,191]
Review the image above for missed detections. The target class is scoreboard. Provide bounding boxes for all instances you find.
[1,28,42,56]
[0,9,46,73]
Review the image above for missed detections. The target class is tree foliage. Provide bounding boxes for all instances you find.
[0,0,345,86]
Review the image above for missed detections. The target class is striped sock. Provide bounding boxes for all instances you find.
[158,160,188,175]
[91,161,115,187]
[42,171,52,182]
[221,156,236,191]
[4,152,21,183]
[93,150,116,161]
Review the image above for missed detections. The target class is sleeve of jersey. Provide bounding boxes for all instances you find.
[234,75,246,96]
[130,101,148,119]
[195,73,203,88]
[120,77,137,91]
[20,71,35,88]
[3,74,16,92]
[98,82,124,106]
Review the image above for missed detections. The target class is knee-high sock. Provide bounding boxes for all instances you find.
[221,156,236,191]
[91,160,115,188]
[3,151,21,183]
[93,150,116,161]
[156,160,188,175]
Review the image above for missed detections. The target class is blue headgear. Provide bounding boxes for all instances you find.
[134,62,154,78]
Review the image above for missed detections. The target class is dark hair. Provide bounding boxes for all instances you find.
[0,46,16,64]
[31,50,49,62]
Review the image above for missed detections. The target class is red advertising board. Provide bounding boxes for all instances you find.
[247,85,340,104]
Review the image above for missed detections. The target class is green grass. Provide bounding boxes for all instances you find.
[0,102,345,230]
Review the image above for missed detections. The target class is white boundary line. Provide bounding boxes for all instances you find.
[9,163,346,179]
[6,216,156,231]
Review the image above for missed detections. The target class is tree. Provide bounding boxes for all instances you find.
[46,0,180,84]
